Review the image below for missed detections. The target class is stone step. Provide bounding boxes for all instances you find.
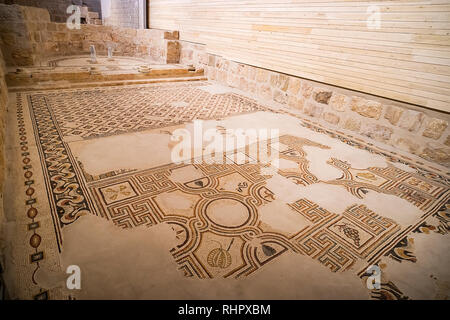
[8,76,208,92]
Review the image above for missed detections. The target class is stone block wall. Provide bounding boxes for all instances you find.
[0,4,49,66]
[0,0,101,22]
[0,4,179,66]
[180,41,450,167]
[0,42,8,275]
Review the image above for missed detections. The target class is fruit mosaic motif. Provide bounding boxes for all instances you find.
[336,223,361,247]
[207,239,234,269]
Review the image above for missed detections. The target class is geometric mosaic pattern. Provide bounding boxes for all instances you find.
[326,158,449,211]
[42,82,266,139]
[89,157,280,278]
[276,135,330,186]
[84,135,446,278]
[27,81,266,247]
[16,81,450,299]
[290,199,400,272]
[80,127,411,277]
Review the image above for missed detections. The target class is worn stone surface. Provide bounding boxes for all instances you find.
[205,54,215,67]
[246,66,256,81]
[287,96,304,111]
[445,135,450,147]
[301,81,314,99]
[273,89,288,104]
[329,94,349,112]
[164,31,179,40]
[228,62,239,74]
[398,110,424,132]
[247,81,257,94]
[0,0,100,23]
[237,64,248,78]
[207,67,216,80]
[313,89,332,105]
[196,52,209,66]
[420,143,450,164]
[238,77,248,92]
[343,118,361,132]
[227,73,240,88]
[384,105,404,125]
[270,73,289,92]
[301,81,313,99]
[255,69,269,83]
[393,137,421,154]
[350,97,383,119]
[361,123,393,142]
[0,46,7,285]
[0,5,180,66]
[303,101,323,118]
[322,112,340,125]
[217,70,227,83]
[166,41,180,64]
[287,77,301,96]
[422,118,448,140]
[258,83,272,101]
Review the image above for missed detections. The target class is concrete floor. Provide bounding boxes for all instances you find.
[3,75,449,300]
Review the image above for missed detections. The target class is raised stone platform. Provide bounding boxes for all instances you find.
[6,55,205,90]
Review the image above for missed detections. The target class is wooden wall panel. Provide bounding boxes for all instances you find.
[149,0,450,112]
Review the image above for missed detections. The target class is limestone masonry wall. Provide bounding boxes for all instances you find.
[0,4,179,66]
[0,42,8,274]
[0,0,101,22]
[180,41,450,167]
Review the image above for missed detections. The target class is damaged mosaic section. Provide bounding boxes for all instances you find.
[8,81,450,300]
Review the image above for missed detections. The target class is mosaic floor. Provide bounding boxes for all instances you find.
[4,80,450,300]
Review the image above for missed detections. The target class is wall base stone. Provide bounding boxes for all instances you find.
[0,38,8,294]
[178,39,450,166]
